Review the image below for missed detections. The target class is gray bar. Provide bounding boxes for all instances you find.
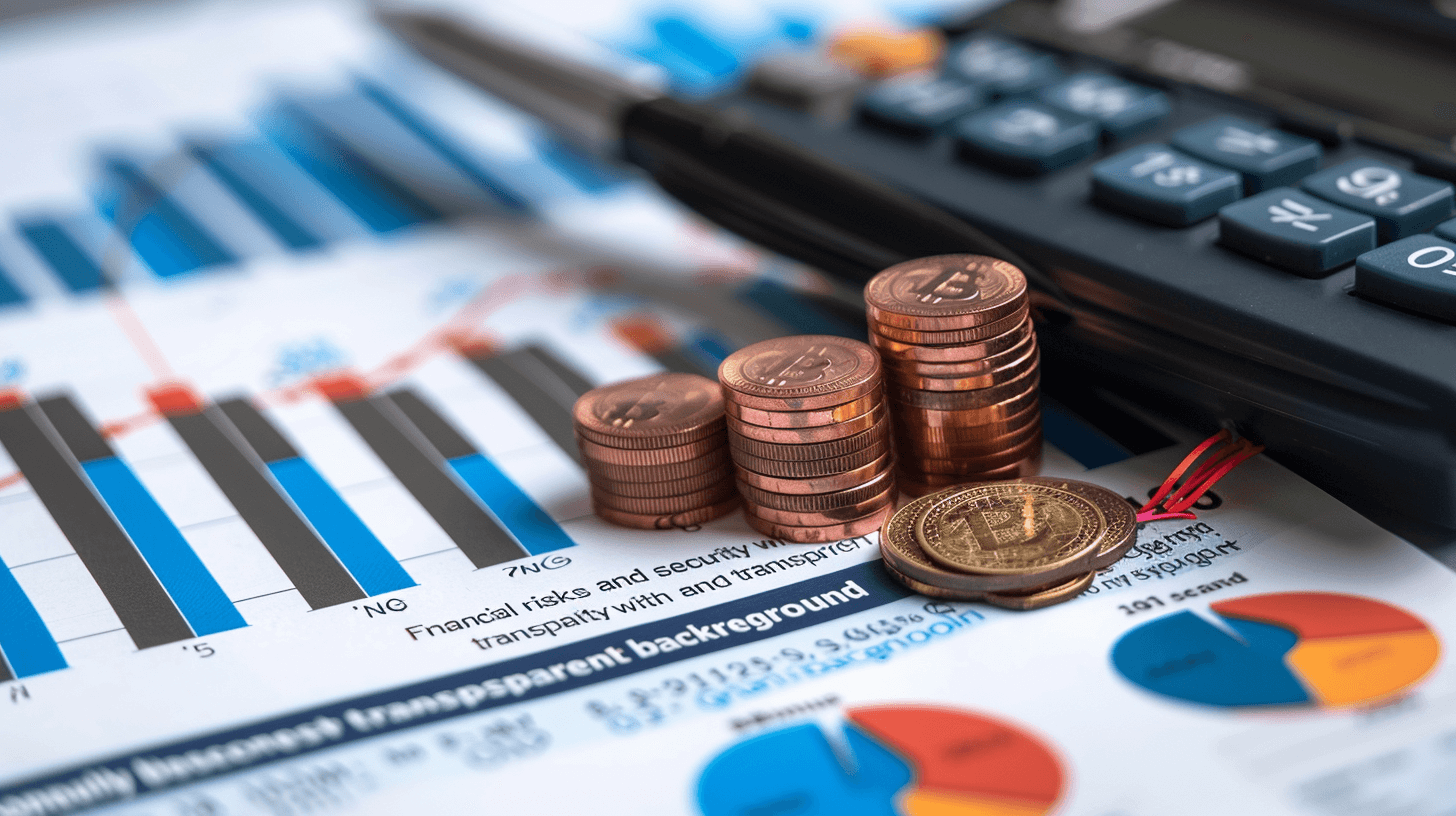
[650,347,711,377]
[384,389,476,459]
[0,404,193,649]
[217,398,299,464]
[462,344,591,464]
[329,394,525,568]
[164,409,364,609]
[0,649,15,682]
[36,395,114,463]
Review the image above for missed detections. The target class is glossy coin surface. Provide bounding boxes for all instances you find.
[869,319,1032,362]
[727,404,887,443]
[912,429,1043,474]
[892,401,1040,443]
[729,438,890,479]
[592,495,741,530]
[745,503,893,543]
[885,345,1038,392]
[883,331,1036,377]
[589,466,732,498]
[881,561,1095,610]
[865,255,1028,330]
[577,435,728,466]
[736,453,892,494]
[728,419,889,461]
[748,486,896,526]
[723,390,879,428]
[890,388,1040,427]
[719,335,881,410]
[582,445,731,482]
[739,468,896,513]
[573,373,725,449]
[1019,477,1138,569]
[590,481,737,515]
[872,303,1030,344]
[891,368,1038,410]
[915,482,1103,575]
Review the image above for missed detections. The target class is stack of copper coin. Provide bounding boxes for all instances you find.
[718,335,896,543]
[865,254,1041,496]
[878,478,1137,610]
[574,373,738,529]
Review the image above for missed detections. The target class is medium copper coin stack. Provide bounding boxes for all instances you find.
[718,335,896,543]
[878,478,1138,610]
[865,254,1041,497]
[574,373,738,529]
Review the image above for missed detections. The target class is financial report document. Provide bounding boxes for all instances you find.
[1,1,1455,815]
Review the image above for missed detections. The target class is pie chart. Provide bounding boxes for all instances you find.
[696,705,1064,816]
[1112,592,1440,709]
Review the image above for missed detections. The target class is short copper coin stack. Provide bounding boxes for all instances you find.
[574,373,739,529]
[865,254,1041,496]
[718,335,896,542]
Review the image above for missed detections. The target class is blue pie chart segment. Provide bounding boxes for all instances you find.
[1112,610,1311,707]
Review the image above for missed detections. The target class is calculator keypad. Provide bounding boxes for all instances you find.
[1091,145,1242,226]
[942,35,1061,96]
[954,101,1099,175]
[1355,235,1456,321]
[1301,160,1455,242]
[1171,116,1322,193]
[1218,189,1376,277]
[859,75,986,136]
[1037,73,1170,139]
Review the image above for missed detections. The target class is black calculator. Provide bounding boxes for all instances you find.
[717,0,1456,531]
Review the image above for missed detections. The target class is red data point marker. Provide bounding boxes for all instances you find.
[313,372,370,402]
[145,383,205,416]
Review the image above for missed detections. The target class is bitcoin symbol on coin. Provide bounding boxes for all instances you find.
[908,265,982,304]
[600,395,668,428]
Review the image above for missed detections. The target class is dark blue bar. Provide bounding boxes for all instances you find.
[446,453,574,555]
[15,219,107,292]
[80,457,246,636]
[188,143,323,251]
[533,137,628,194]
[266,457,415,596]
[0,555,67,680]
[687,332,731,369]
[738,279,862,338]
[652,16,739,78]
[256,103,440,233]
[1041,401,1133,469]
[0,261,25,307]
[354,79,532,213]
[93,157,234,279]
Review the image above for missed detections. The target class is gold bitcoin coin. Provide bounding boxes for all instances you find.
[573,373,725,449]
[718,335,881,410]
[881,560,1095,610]
[865,255,1028,330]
[1018,477,1138,569]
[914,482,1104,576]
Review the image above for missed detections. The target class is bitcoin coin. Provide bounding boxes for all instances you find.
[723,390,879,428]
[865,255,1028,330]
[881,560,1095,610]
[726,404,887,443]
[734,453,892,494]
[577,435,728,466]
[891,368,1039,410]
[719,335,882,410]
[915,482,1104,576]
[738,468,896,513]
[1019,477,1138,569]
[870,319,1032,362]
[744,503,894,543]
[592,495,741,530]
[573,372,725,449]
[582,445,731,482]
[590,481,738,515]
[729,438,890,479]
[872,303,1030,345]
[748,486,896,526]
[885,345,1038,392]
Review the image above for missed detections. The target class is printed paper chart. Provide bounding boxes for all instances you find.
[1112,592,1440,709]
[697,705,1064,816]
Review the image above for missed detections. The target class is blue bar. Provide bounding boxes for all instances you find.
[93,157,234,279]
[80,457,246,636]
[256,104,440,233]
[1041,402,1133,469]
[446,453,575,555]
[738,279,862,338]
[0,261,25,307]
[188,143,322,251]
[0,555,66,679]
[15,219,107,292]
[652,16,739,78]
[354,79,533,212]
[267,457,416,596]
[534,137,628,194]
[687,332,731,371]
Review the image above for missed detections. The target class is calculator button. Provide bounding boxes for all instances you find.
[1037,73,1170,138]
[943,36,1061,96]
[859,75,986,136]
[1436,218,1456,242]
[1301,160,1455,242]
[1171,116,1322,193]
[955,101,1098,174]
[1091,144,1242,226]
[1355,235,1456,321]
[1218,189,1375,277]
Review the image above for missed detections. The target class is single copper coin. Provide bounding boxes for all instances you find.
[1019,476,1138,569]
[573,373,726,450]
[719,335,882,410]
[885,345,1038,392]
[723,390,880,428]
[889,387,1039,426]
[593,495,741,530]
[869,319,1032,362]
[872,303,1030,345]
[728,418,889,461]
[738,467,896,513]
[882,331,1036,377]
[590,481,738,515]
[864,255,1028,330]
[589,466,733,499]
[582,445,732,482]
[914,481,1104,576]
[729,437,890,479]
[748,485,896,526]
[577,434,729,466]
[890,368,1039,410]
[745,503,894,543]
[727,404,887,443]
[735,453,892,494]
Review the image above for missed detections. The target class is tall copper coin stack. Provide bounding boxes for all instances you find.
[718,335,896,542]
[574,373,739,529]
[865,254,1041,497]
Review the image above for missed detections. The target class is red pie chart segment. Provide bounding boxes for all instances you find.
[847,706,1063,815]
[1212,593,1430,639]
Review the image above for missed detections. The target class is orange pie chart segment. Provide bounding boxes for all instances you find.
[848,706,1063,815]
[1284,630,1441,707]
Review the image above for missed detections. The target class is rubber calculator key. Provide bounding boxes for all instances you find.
[942,36,1061,96]
[1301,160,1455,242]
[860,75,986,136]
[955,101,1098,175]
[1355,235,1456,321]
[1218,188,1375,277]
[1171,116,1322,193]
[1091,144,1242,226]
[1436,218,1456,242]
[1037,73,1170,139]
